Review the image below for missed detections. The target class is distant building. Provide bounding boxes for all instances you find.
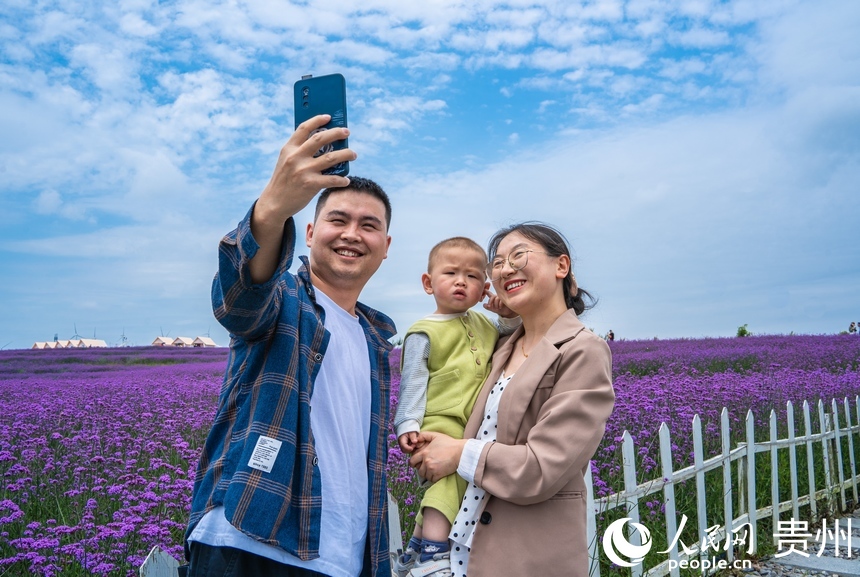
[32,338,108,349]
[151,336,174,347]
[172,337,194,347]
[193,336,218,348]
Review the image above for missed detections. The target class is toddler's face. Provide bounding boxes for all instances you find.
[423,247,488,315]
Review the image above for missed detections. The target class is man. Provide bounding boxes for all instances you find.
[184,115,395,577]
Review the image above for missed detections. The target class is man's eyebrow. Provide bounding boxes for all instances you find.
[324,209,383,226]
[323,209,350,220]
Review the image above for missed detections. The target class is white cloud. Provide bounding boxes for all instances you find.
[621,93,665,114]
[34,190,62,215]
[753,0,860,91]
[484,28,534,50]
[381,96,858,337]
[659,57,707,79]
[1,0,858,347]
[674,26,730,48]
[70,43,142,94]
[678,0,715,19]
[577,0,625,21]
[119,12,159,37]
[633,17,665,37]
[537,99,557,113]
[359,96,448,146]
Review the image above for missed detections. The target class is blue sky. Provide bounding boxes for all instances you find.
[1,0,858,349]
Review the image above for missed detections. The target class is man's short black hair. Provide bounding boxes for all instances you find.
[314,177,392,230]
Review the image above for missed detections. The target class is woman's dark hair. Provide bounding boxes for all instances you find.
[487,222,596,315]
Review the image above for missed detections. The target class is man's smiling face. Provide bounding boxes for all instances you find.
[305,189,391,297]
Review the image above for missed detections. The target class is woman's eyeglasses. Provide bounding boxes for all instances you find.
[486,250,547,282]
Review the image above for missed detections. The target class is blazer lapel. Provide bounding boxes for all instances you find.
[496,339,560,443]
[496,310,586,444]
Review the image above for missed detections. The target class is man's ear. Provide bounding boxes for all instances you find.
[383,235,391,260]
[421,273,434,295]
[305,222,314,248]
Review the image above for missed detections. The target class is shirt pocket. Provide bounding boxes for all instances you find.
[425,369,464,414]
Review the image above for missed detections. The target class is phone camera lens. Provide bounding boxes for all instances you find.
[303,102,309,108]
[302,87,310,96]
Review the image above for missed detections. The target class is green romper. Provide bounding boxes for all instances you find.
[404,313,498,524]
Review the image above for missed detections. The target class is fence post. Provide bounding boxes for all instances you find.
[745,410,758,551]
[720,408,734,564]
[832,399,847,511]
[843,397,858,506]
[819,401,835,515]
[622,431,643,577]
[139,546,179,577]
[387,491,403,556]
[786,401,799,522]
[803,400,817,518]
[737,444,746,517]
[659,422,681,577]
[585,462,601,577]
[769,410,779,546]
[692,415,707,564]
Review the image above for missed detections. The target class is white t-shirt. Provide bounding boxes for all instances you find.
[189,288,372,577]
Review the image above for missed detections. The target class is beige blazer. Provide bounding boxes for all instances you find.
[464,310,615,577]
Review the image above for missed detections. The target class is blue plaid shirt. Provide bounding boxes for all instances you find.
[185,206,396,577]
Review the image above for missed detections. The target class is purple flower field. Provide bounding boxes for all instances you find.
[1,335,859,575]
[598,334,860,492]
[0,347,224,576]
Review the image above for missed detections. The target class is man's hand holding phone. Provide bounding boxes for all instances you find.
[248,114,356,284]
[257,114,354,224]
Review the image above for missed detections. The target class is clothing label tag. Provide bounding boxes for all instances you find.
[248,435,282,473]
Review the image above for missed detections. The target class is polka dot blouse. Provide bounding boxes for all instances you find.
[449,373,513,577]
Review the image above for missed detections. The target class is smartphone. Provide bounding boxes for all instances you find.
[294,73,349,177]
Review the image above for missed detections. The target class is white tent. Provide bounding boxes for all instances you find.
[32,342,47,349]
[172,336,194,347]
[151,336,174,346]
[78,339,108,348]
[192,336,218,348]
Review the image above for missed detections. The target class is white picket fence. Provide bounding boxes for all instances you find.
[141,395,859,576]
[585,395,860,577]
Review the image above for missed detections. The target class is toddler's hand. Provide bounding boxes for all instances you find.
[483,288,517,318]
[398,432,419,453]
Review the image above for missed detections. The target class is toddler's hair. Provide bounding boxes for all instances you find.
[427,237,488,272]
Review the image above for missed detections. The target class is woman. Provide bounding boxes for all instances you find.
[409,222,615,577]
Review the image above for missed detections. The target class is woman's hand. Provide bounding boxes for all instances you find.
[409,432,467,483]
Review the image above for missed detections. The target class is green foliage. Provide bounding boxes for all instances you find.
[736,324,751,337]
